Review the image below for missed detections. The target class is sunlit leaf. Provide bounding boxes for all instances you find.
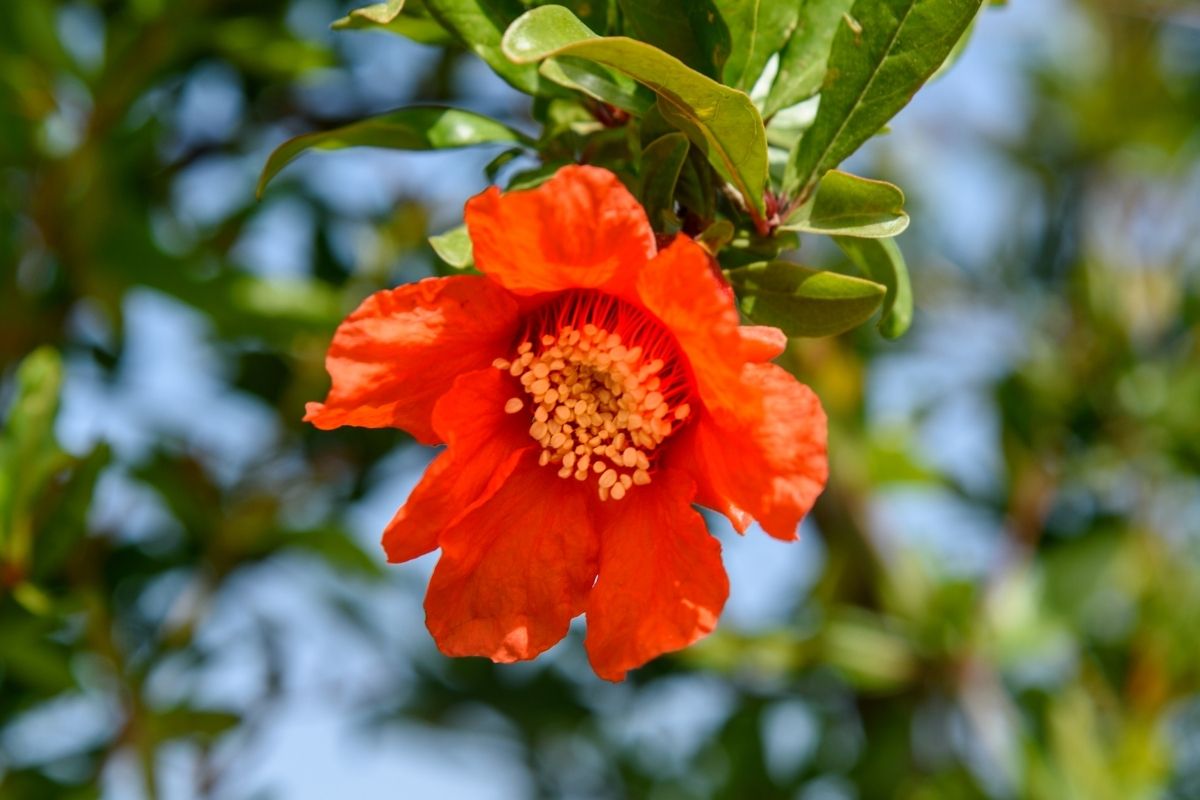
[762,0,854,118]
[714,0,799,92]
[503,5,768,219]
[538,57,654,115]
[257,106,532,196]
[783,170,909,238]
[425,0,548,93]
[429,224,474,269]
[835,235,913,338]
[332,0,455,45]
[616,0,730,80]
[783,0,983,197]
[726,260,885,337]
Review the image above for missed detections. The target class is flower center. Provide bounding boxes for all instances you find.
[493,292,692,501]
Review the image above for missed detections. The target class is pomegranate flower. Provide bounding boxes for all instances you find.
[306,166,828,680]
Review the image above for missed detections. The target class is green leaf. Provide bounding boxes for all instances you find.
[762,0,854,118]
[929,11,979,83]
[278,527,386,578]
[715,0,800,92]
[538,57,654,116]
[0,617,76,693]
[0,347,66,559]
[782,169,908,238]
[727,260,885,337]
[503,6,768,219]
[822,609,917,692]
[334,0,404,26]
[424,0,548,93]
[783,0,983,197]
[33,444,111,580]
[257,106,531,197]
[331,0,454,44]
[640,132,690,231]
[616,0,730,80]
[429,224,474,268]
[150,706,241,744]
[697,219,736,254]
[834,235,913,338]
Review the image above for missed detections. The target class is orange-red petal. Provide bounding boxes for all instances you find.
[634,237,752,416]
[464,165,656,297]
[304,276,519,445]
[674,363,828,540]
[585,469,729,681]
[382,368,533,563]
[739,326,788,362]
[424,450,599,662]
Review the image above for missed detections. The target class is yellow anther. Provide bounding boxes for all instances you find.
[495,303,694,501]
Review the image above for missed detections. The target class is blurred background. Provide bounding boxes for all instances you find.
[2,0,1199,797]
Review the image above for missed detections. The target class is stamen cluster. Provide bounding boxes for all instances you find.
[494,296,691,501]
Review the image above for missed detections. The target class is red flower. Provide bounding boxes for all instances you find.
[306,166,828,680]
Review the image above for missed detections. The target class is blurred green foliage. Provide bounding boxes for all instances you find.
[2,1,1199,799]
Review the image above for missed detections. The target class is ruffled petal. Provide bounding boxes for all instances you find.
[739,326,787,362]
[424,451,600,662]
[673,363,828,540]
[635,237,752,416]
[465,165,656,297]
[304,276,519,445]
[585,469,729,681]
[382,368,533,563]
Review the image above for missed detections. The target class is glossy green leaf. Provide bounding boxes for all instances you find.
[835,235,913,338]
[331,0,454,44]
[616,0,730,80]
[784,0,983,197]
[425,0,547,93]
[503,5,768,219]
[783,170,909,238]
[640,132,689,231]
[257,107,531,197]
[762,0,854,118]
[930,12,979,83]
[715,0,800,92]
[333,0,404,26]
[429,225,474,268]
[538,57,654,116]
[484,147,523,181]
[727,260,886,337]
[506,161,568,190]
